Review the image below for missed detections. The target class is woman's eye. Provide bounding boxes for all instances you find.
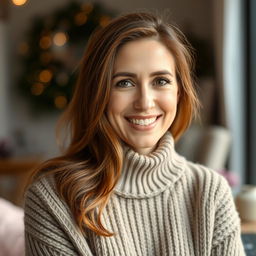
[115,80,133,88]
[153,78,171,86]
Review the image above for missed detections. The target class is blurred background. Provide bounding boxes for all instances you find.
[0,0,255,205]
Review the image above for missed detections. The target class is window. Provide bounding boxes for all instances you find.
[246,0,256,184]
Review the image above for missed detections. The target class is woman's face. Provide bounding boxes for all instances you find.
[107,38,179,155]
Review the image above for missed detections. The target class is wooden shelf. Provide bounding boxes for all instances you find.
[0,157,41,175]
[0,157,41,206]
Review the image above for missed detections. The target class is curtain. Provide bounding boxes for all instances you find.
[214,0,246,187]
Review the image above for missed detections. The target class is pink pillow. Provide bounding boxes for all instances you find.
[0,198,25,256]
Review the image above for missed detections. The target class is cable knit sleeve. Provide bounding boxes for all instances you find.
[211,176,245,255]
[24,177,94,256]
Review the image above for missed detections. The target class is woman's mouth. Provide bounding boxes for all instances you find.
[125,115,162,127]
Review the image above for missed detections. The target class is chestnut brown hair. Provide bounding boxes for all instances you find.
[32,12,199,237]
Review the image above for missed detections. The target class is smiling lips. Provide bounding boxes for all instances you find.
[126,115,161,129]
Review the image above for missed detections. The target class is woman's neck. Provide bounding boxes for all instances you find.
[114,132,185,199]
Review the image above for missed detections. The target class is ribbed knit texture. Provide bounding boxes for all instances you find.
[24,132,245,255]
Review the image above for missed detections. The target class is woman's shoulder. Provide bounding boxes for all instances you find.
[182,160,232,200]
[185,159,226,182]
[182,160,241,244]
[25,175,57,204]
[24,176,93,255]
[24,174,71,219]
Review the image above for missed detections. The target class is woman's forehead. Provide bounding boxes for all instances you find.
[113,39,176,75]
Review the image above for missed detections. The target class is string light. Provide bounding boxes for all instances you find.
[82,3,94,14]
[75,12,88,26]
[54,96,67,109]
[12,0,28,6]
[39,70,53,83]
[99,16,111,27]
[31,83,44,96]
[39,36,52,49]
[53,32,68,47]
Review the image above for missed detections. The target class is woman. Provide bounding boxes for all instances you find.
[24,12,245,255]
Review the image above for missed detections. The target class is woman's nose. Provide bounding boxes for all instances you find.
[133,86,155,111]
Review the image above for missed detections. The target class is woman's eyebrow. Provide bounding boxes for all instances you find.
[112,70,173,79]
[112,72,136,79]
[150,70,173,77]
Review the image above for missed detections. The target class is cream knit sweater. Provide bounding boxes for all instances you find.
[24,133,245,255]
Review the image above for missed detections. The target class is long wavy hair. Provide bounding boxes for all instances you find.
[31,12,199,237]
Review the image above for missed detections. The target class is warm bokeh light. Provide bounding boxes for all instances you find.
[31,83,44,96]
[39,70,53,83]
[54,96,67,109]
[53,32,68,47]
[75,12,88,26]
[99,16,111,27]
[12,0,28,6]
[82,3,93,14]
[39,36,52,49]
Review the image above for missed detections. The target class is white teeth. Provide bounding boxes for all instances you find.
[129,117,157,126]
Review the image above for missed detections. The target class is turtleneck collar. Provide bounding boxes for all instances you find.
[114,132,185,199]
